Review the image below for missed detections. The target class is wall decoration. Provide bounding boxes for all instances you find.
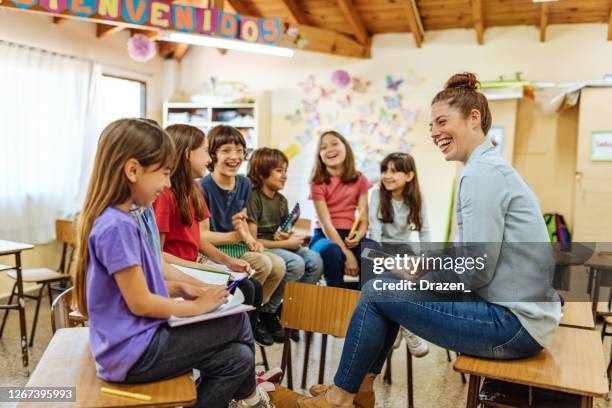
[283,143,301,160]
[591,131,612,161]
[378,131,392,144]
[299,75,316,93]
[352,77,371,93]
[285,109,302,125]
[356,102,374,117]
[302,99,318,113]
[319,86,336,99]
[386,75,404,92]
[359,121,377,135]
[325,111,339,123]
[383,95,402,109]
[127,33,157,62]
[405,69,426,87]
[331,69,351,88]
[297,129,313,146]
[337,94,351,109]
[379,107,397,125]
[306,113,321,128]
[487,126,505,155]
[400,108,420,125]
[335,121,353,137]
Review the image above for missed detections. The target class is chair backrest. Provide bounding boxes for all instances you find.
[51,287,83,333]
[294,218,312,232]
[280,282,360,337]
[55,219,77,245]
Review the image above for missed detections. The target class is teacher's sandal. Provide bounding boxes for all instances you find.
[309,385,374,408]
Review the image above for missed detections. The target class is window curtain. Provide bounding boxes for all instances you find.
[0,41,100,244]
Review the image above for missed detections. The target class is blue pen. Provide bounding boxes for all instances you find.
[227,277,245,291]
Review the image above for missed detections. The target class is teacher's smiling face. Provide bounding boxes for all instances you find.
[429,101,484,164]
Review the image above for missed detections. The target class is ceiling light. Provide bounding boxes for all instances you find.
[159,31,295,58]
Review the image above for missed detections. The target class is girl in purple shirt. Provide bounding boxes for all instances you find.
[73,118,273,408]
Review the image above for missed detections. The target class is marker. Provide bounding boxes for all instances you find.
[349,208,365,238]
[101,387,151,401]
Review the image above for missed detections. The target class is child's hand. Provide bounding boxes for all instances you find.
[191,285,229,314]
[344,232,362,249]
[274,231,291,241]
[344,250,359,276]
[226,258,250,272]
[284,236,304,250]
[245,237,264,252]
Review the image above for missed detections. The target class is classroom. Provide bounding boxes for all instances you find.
[1,0,612,407]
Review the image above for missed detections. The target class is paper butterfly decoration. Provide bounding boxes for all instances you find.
[299,75,317,93]
[392,125,408,138]
[337,94,352,109]
[306,113,321,128]
[386,75,404,92]
[362,158,381,183]
[400,108,420,125]
[405,69,426,87]
[335,121,353,137]
[320,87,336,99]
[398,138,414,151]
[379,107,397,125]
[378,131,393,144]
[384,95,402,110]
[285,109,302,125]
[302,99,318,113]
[297,130,313,146]
[350,140,364,153]
[359,121,377,135]
[326,111,339,123]
[356,102,375,117]
[352,77,371,93]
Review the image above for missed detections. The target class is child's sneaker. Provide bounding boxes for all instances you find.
[256,368,284,384]
[238,385,276,408]
[401,327,429,357]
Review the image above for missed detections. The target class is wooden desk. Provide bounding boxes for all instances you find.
[454,326,608,408]
[558,291,595,330]
[585,252,612,319]
[0,240,34,375]
[20,327,197,408]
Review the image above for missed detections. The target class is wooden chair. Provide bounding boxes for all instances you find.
[453,326,608,408]
[279,282,360,390]
[0,219,75,346]
[557,291,595,331]
[20,287,197,407]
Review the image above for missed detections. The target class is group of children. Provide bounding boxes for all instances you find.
[73,118,431,407]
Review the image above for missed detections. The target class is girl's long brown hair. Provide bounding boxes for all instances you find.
[73,118,175,317]
[378,152,423,231]
[311,130,359,185]
[165,124,206,226]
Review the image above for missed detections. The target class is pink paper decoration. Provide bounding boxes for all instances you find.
[331,69,350,88]
[127,34,157,62]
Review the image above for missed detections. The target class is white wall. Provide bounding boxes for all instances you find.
[178,23,612,241]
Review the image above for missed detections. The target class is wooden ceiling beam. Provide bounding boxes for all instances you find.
[607,4,612,41]
[398,0,423,48]
[279,0,310,25]
[226,0,252,15]
[96,23,125,38]
[471,0,484,45]
[540,3,549,42]
[336,0,369,45]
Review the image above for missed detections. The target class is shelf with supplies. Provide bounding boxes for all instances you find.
[163,94,270,151]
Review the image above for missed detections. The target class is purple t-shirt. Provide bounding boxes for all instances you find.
[87,206,169,382]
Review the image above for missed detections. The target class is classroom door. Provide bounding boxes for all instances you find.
[572,88,612,242]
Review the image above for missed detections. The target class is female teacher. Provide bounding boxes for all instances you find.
[297,73,561,408]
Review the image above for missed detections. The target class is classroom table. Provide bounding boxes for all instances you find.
[0,240,34,376]
[585,252,612,319]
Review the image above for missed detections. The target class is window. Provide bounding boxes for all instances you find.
[98,74,146,130]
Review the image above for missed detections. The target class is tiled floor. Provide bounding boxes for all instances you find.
[0,298,610,407]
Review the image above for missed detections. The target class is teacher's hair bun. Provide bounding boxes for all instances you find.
[444,72,479,91]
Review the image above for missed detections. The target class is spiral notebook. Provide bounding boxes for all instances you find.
[168,288,254,327]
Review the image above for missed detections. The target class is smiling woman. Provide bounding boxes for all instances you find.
[297,73,561,408]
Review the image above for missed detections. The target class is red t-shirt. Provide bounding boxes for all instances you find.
[309,174,372,230]
[153,187,210,262]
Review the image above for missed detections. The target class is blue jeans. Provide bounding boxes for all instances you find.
[124,313,255,408]
[263,247,324,313]
[309,228,376,289]
[333,278,543,393]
